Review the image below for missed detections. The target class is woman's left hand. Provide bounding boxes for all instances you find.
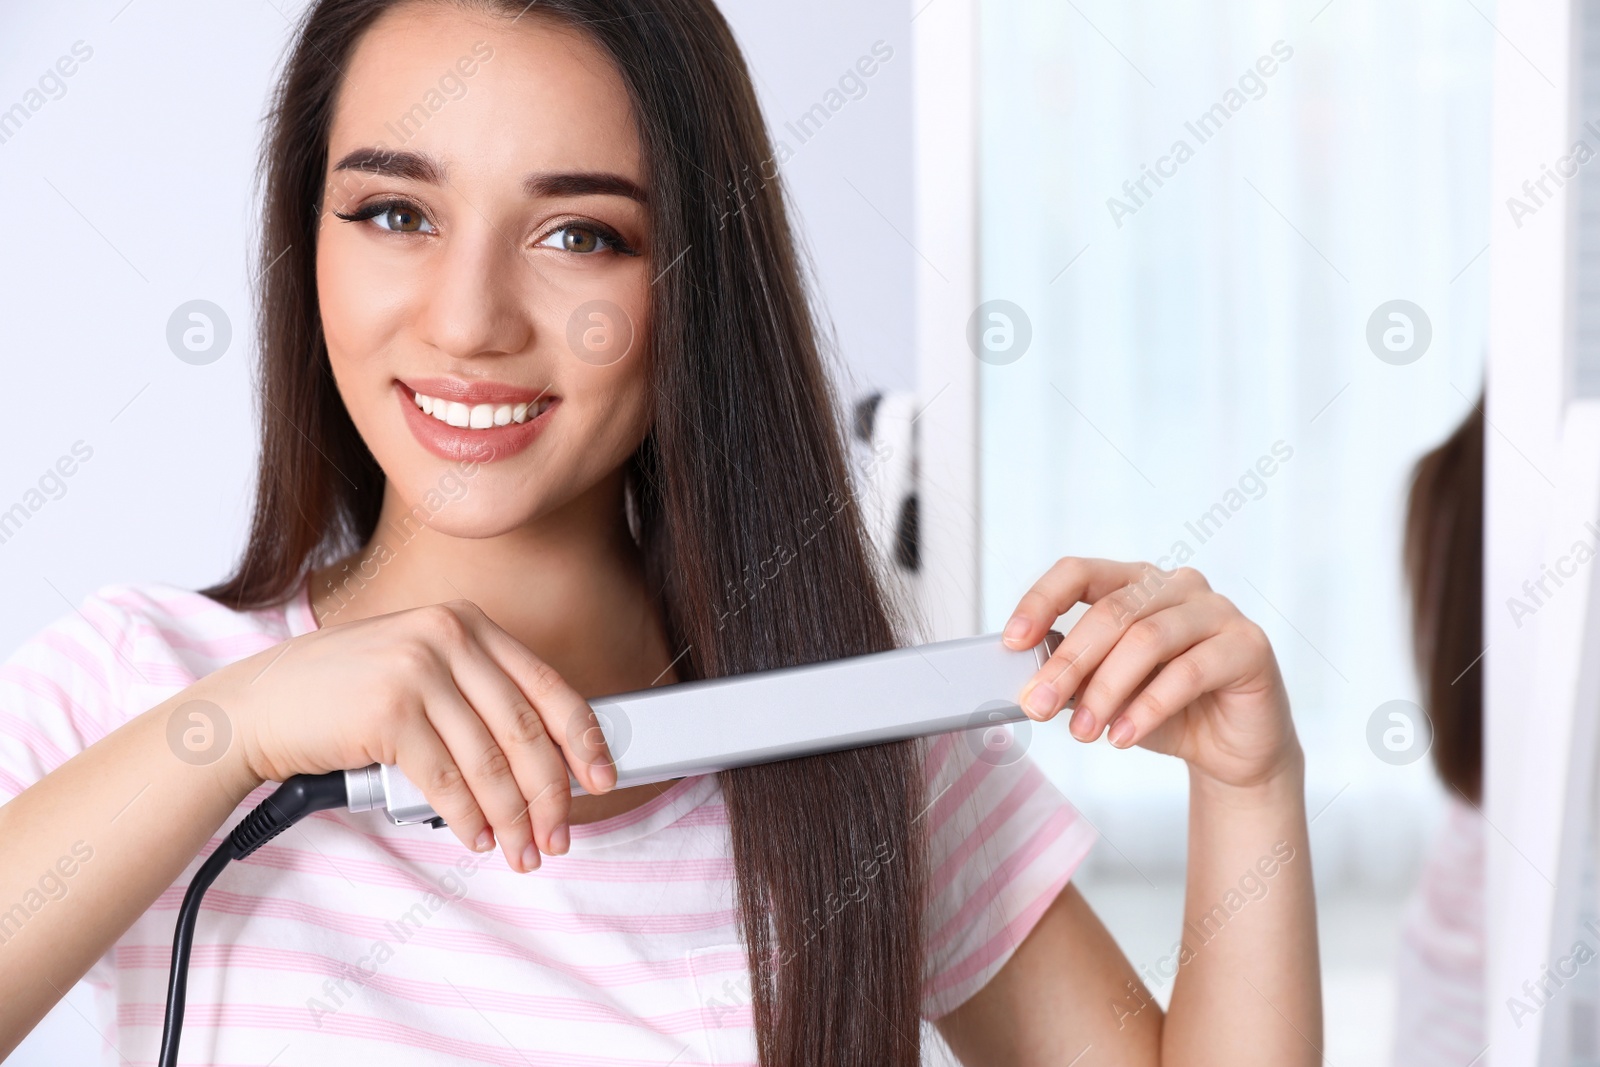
[1004,557,1300,790]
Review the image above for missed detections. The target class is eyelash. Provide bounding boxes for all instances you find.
[332,197,640,256]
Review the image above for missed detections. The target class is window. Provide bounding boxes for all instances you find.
[974,0,1493,1053]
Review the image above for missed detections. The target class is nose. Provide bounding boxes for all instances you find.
[412,222,533,361]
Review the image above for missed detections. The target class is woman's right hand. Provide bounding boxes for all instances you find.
[195,599,615,872]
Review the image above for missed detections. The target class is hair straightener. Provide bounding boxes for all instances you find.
[158,628,1064,1066]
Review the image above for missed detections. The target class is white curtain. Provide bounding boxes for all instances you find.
[974,0,1493,890]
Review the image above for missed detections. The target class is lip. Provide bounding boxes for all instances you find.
[395,379,557,463]
[400,376,553,406]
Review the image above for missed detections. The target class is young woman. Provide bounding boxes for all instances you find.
[0,1,1320,1063]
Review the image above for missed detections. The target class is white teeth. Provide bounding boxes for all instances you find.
[412,389,547,430]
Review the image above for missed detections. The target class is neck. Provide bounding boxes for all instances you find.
[309,465,679,699]
[307,465,686,825]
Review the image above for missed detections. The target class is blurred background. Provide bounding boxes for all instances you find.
[969,3,1488,1065]
[0,0,1500,1064]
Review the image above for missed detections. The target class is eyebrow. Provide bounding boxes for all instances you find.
[331,147,647,204]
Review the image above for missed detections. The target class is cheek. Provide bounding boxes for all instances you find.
[314,233,427,480]
[315,235,416,415]
[543,277,653,446]
[318,243,363,382]
[315,227,412,379]
[561,349,654,458]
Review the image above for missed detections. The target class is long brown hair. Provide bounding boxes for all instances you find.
[203,1,929,1062]
[1400,391,1484,802]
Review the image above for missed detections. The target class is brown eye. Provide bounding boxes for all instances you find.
[333,199,435,233]
[537,220,624,254]
[561,226,600,252]
[535,222,634,256]
[382,205,426,232]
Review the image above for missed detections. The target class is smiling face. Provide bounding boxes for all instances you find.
[316,1,653,536]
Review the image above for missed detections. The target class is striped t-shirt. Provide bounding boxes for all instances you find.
[0,580,1097,1066]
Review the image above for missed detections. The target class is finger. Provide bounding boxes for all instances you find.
[1016,562,1209,721]
[407,604,559,869]
[455,603,618,794]
[1103,629,1257,749]
[441,642,575,862]
[390,712,496,858]
[1003,557,1167,648]
[418,670,548,872]
[1067,593,1236,742]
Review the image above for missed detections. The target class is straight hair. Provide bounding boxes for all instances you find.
[201,0,929,1062]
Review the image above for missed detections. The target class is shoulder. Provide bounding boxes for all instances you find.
[0,579,303,750]
[917,728,1098,1020]
[17,579,296,667]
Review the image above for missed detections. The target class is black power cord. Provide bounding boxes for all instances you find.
[158,771,350,1067]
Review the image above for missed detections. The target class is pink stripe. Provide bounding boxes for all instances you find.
[928,762,1046,893]
[570,775,708,839]
[99,586,200,614]
[118,941,751,993]
[216,832,735,889]
[91,590,281,662]
[68,597,131,658]
[927,803,1079,953]
[135,624,282,661]
[118,927,748,998]
[677,803,728,828]
[116,1003,722,1067]
[100,586,244,623]
[139,883,742,957]
[0,706,73,769]
[301,809,728,873]
[922,732,957,784]
[125,663,197,686]
[80,597,142,655]
[924,745,999,841]
[38,630,116,703]
[0,663,107,746]
[114,942,736,1034]
[0,766,32,799]
[922,862,1077,1006]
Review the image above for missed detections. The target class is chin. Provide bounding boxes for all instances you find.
[379,461,538,536]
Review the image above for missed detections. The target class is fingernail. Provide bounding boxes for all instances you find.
[551,822,569,855]
[1003,616,1029,643]
[1108,717,1135,748]
[475,828,494,852]
[1026,683,1057,716]
[1070,706,1095,739]
[522,843,541,871]
[595,759,617,791]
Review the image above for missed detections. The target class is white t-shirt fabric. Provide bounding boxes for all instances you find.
[0,579,1098,1065]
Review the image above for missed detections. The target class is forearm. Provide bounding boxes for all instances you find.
[0,681,263,1057]
[1161,748,1321,1065]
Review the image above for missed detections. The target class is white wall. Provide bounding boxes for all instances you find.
[0,1,914,1062]
[0,0,915,660]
